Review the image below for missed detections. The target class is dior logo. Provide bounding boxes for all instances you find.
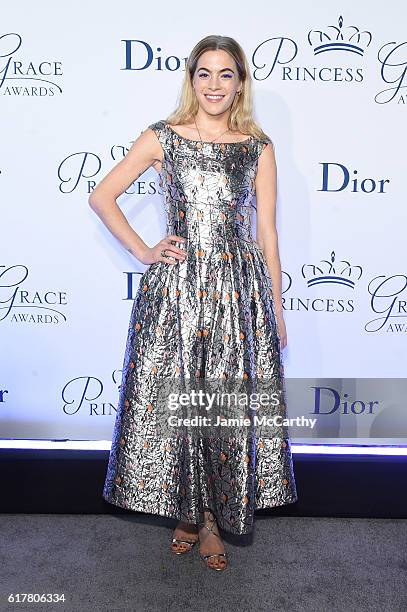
[122,40,187,72]
[318,163,390,193]
[311,387,378,415]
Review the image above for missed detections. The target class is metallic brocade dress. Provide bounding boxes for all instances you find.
[102,119,298,535]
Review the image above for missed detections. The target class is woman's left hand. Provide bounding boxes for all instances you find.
[275,311,287,349]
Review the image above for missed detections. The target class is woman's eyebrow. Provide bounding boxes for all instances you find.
[197,67,235,73]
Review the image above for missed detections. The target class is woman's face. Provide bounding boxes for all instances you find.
[192,49,242,116]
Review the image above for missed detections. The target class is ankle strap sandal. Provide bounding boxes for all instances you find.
[171,536,198,555]
[199,511,228,571]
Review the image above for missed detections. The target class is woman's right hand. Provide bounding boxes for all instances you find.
[138,234,187,265]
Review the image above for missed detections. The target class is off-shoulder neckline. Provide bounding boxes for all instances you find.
[164,122,253,145]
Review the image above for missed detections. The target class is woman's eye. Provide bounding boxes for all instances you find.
[198,73,232,78]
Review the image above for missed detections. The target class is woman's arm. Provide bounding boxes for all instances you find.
[254,143,287,347]
[88,128,185,265]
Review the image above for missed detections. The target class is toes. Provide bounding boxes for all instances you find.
[208,555,226,569]
[171,540,192,553]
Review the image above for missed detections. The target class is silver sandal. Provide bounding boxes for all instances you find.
[170,522,199,555]
[199,511,228,571]
[170,537,198,555]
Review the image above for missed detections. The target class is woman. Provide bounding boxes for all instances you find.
[89,34,298,572]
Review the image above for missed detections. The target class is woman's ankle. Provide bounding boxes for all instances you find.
[175,520,198,532]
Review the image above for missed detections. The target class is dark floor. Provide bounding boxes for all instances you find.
[1,514,406,612]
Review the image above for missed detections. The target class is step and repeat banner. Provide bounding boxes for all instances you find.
[1,2,406,444]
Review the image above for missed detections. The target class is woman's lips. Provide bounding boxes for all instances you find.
[204,94,225,103]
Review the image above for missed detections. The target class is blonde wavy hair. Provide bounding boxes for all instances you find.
[165,34,270,141]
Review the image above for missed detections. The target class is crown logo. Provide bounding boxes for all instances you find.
[308,15,372,57]
[301,251,363,288]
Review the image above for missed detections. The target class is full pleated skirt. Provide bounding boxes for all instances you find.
[103,239,298,534]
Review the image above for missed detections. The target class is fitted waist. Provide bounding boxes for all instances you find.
[166,222,255,247]
[167,233,261,255]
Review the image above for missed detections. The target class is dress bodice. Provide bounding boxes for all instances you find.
[147,119,273,249]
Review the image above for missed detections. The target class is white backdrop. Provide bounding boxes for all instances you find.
[1,1,406,444]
